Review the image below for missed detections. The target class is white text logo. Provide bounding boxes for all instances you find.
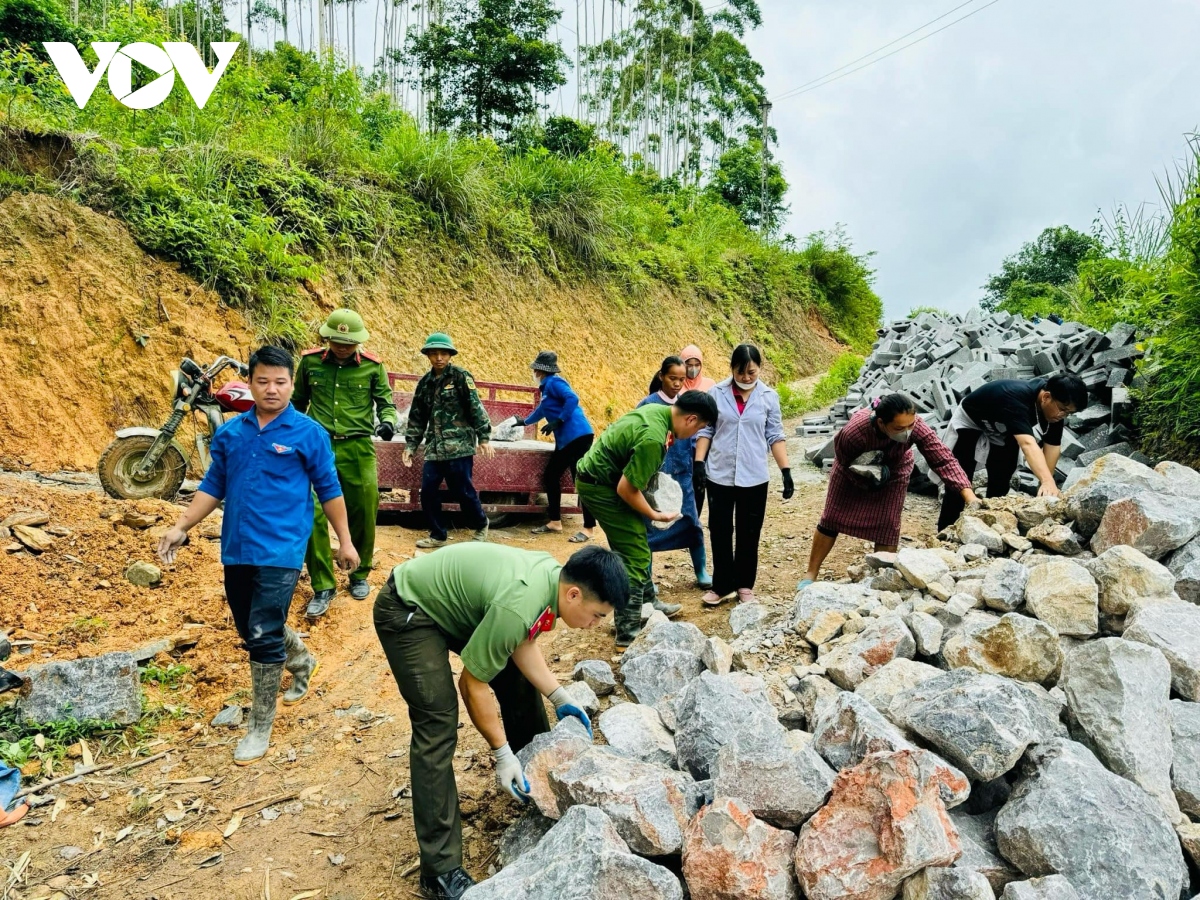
[42,42,240,110]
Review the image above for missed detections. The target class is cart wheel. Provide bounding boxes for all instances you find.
[481,492,525,529]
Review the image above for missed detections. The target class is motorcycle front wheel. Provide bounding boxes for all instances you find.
[97,434,187,500]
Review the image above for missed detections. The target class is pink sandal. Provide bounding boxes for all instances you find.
[702,590,734,607]
[736,588,756,604]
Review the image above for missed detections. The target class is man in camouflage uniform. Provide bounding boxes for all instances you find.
[295,309,399,617]
[403,333,494,549]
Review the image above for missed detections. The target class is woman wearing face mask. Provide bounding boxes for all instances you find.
[638,357,712,592]
[679,345,715,514]
[694,344,790,606]
[798,393,977,589]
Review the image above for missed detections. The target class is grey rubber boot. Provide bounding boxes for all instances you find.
[282,627,318,706]
[234,661,283,765]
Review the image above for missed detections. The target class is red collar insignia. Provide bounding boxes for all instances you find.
[528,606,556,640]
[666,432,675,450]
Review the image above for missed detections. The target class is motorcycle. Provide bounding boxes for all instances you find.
[98,355,253,500]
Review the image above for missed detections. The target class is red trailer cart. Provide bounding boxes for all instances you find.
[376,373,581,522]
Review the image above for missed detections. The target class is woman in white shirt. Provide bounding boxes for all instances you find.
[694,344,794,606]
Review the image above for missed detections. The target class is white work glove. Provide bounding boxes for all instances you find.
[493,743,530,802]
[548,686,593,738]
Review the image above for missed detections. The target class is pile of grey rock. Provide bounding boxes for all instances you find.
[801,310,1141,489]
[467,448,1200,900]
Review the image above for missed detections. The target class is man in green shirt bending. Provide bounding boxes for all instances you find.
[373,542,629,900]
[576,390,718,647]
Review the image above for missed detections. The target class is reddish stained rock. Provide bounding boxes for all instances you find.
[516,718,593,818]
[822,616,917,690]
[794,750,961,900]
[682,797,799,900]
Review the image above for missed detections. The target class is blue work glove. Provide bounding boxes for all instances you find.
[548,686,593,738]
[493,743,530,802]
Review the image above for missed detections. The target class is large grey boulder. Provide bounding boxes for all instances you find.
[731,601,771,636]
[999,877,1080,900]
[463,805,683,900]
[1086,545,1177,618]
[621,648,704,708]
[1124,601,1200,699]
[574,659,617,696]
[682,797,799,900]
[958,517,1005,555]
[547,746,703,856]
[856,658,945,712]
[795,674,841,729]
[1165,536,1200,605]
[948,809,1021,893]
[890,670,1066,782]
[1155,460,1200,497]
[980,559,1029,613]
[674,671,786,779]
[13,652,142,725]
[942,612,1062,685]
[1059,638,1180,822]
[518,718,594,818]
[813,691,969,808]
[794,750,963,900]
[712,736,835,828]
[1091,491,1200,560]
[598,703,677,768]
[1023,560,1098,637]
[994,739,1187,900]
[1170,699,1200,817]
[821,615,916,689]
[902,868,995,900]
[622,619,707,663]
[792,583,878,634]
[1063,454,1169,536]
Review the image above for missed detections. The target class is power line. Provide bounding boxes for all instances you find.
[773,0,1003,103]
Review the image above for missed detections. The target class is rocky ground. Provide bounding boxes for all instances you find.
[0,426,921,900]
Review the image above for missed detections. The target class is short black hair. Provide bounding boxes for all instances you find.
[873,393,916,424]
[249,345,294,379]
[730,343,763,374]
[1046,373,1088,411]
[675,389,718,425]
[561,545,630,610]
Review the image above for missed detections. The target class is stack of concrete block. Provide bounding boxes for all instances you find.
[801,310,1142,490]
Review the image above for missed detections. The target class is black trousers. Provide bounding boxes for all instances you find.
[421,456,488,539]
[707,480,769,595]
[372,575,549,878]
[223,565,300,664]
[543,434,596,527]
[936,428,1020,531]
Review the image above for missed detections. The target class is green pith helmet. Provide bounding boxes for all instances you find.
[319,309,369,344]
[421,332,458,355]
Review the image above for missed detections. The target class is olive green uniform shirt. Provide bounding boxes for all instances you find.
[577,403,671,491]
[294,349,399,438]
[389,544,561,683]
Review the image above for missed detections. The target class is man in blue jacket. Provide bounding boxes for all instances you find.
[510,351,597,542]
[158,346,359,765]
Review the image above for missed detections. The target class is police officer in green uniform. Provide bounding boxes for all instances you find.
[295,309,399,617]
[403,333,495,549]
[576,390,718,646]
[373,542,630,900]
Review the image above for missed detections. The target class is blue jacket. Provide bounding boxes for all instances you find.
[636,394,703,552]
[524,374,593,447]
[197,404,343,569]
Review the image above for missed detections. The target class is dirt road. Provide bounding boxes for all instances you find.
[0,427,942,900]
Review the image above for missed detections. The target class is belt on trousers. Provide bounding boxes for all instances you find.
[329,433,371,441]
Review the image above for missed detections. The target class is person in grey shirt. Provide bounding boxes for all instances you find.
[694,344,793,606]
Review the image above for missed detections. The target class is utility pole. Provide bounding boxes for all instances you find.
[759,97,772,237]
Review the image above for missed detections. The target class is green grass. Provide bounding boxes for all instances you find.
[779,352,866,417]
[0,5,882,358]
[140,662,190,689]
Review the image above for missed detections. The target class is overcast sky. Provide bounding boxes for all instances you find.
[744,0,1200,319]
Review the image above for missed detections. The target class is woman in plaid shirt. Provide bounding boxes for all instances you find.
[798,393,977,589]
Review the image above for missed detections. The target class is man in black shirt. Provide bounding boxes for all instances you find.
[937,373,1088,530]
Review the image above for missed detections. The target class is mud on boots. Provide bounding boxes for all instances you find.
[157,346,360,765]
[403,333,494,551]
[373,543,630,896]
[295,309,400,616]
[573,391,718,648]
